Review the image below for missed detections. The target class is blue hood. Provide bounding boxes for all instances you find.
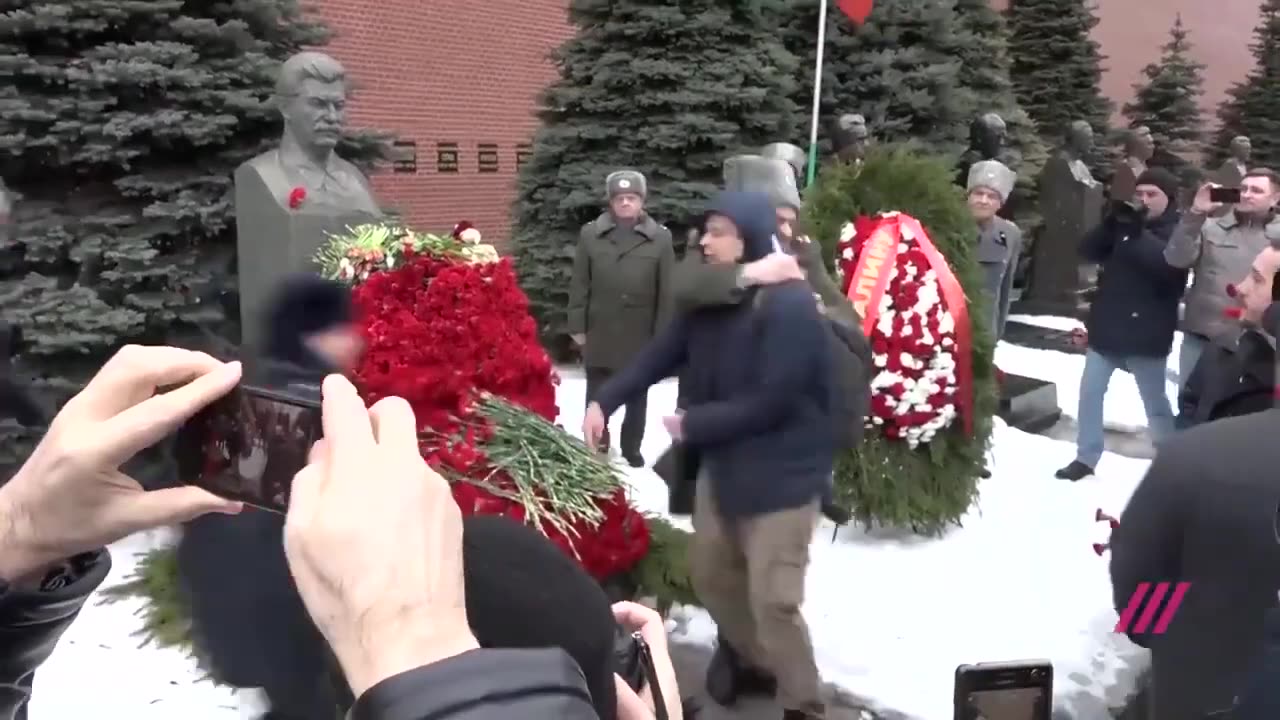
[705,191,778,262]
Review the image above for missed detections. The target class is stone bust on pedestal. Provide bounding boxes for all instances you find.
[955,112,1008,185]
[1216,135,1252,186]
[1028,120,1103,309]
[235,51,381,349]
[1109,126,1155,202]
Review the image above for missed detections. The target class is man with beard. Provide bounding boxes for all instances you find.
[177,275,363,720]
[1177,243,1280,427]
[1055,169,1187,481]
[1165,169,1280,387]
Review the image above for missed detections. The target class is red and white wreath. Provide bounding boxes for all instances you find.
[837,219,960,447]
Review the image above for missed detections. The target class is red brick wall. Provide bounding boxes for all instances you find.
[314,0,573,248]
[992,0,1259,133]
[316,0,1259,246]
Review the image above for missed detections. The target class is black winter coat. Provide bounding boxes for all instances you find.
[1110,410,1280,720]
[0,549,600,720]
[1176,329,1275,430]
[1082,207,1189,358]
[0,551,109,719]
[1228,607,1280,719]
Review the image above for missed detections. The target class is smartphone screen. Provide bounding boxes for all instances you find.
[1210,187,1242,204]
[174,384,322,513]
[954,663,1052,720]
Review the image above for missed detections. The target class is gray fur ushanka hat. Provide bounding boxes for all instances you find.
[966,160,1017,202]
[605,169,647,199]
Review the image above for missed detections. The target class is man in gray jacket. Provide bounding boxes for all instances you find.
[1164,170,1280,387]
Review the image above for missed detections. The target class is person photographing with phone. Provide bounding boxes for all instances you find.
[1163,169,1280,388]
[0,346,632,719]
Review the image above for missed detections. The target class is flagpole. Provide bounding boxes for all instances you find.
[805,0,829,187]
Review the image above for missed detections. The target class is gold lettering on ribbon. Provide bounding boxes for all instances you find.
[850,229,895,318]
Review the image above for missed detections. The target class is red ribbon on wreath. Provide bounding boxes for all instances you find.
[843,213,975,435]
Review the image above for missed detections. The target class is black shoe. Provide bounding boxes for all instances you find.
[821,501,851,525]
[980,466,992,479]
[1054,460,1094,481]
[705,635,777,707]
[623,451,645,468]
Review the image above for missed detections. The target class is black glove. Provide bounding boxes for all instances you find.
[1108,199,1147,229]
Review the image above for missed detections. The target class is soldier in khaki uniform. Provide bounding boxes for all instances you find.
[567,170,674,466]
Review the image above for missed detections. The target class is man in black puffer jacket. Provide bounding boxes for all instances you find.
[1055,169,1188,481]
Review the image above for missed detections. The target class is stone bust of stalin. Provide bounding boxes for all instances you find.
[239,51,379,213]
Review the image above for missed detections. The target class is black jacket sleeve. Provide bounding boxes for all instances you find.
[594,316,689,416]
[349,647,600,720]
[1078,218,1116,263]
[0,550,111,717]
[1108,450,1189,648]
[1228,606,1280,720]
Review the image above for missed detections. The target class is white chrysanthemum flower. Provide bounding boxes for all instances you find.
[840,222,856,243]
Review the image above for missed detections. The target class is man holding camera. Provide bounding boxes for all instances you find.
[1056,169,1187,481]
[1164,169,1280,387]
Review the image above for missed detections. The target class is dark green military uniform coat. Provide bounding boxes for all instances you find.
[566,212,675,370]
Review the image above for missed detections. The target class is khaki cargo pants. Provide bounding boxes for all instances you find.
[689,471,822,714]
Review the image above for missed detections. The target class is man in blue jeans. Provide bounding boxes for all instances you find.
[1056,169,1187,481]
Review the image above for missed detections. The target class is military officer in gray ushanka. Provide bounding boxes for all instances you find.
[567,169,675,467]
[966,160,1023,340]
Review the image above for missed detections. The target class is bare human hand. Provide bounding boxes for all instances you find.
[0,346,242,582]
[284,375,478,697]
[1191,182,1223,214]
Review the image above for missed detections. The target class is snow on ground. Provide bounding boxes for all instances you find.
[31,334,1153,720]
[558,367,1151,719]
[1001,313,1183,433]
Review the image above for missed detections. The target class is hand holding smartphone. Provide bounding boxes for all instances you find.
[1209,186,1242,204]
[954,660,1052,720]
[174,372,323,513]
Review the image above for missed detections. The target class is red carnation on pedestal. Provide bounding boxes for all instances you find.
[287,186,306,210]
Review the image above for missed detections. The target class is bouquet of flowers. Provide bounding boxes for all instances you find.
[836,214,964,447]
[315,221,650,579]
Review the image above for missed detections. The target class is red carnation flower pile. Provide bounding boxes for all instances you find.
[350,246,650,579]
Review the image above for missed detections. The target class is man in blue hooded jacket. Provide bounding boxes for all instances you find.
[584,191,834,720]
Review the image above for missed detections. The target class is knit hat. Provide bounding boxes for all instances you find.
[462,514,619,720]
[1135,167,1180,205]
[606,170,647,199]
[966,160,1016,202]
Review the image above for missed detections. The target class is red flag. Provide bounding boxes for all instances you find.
[837,0,874,24]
